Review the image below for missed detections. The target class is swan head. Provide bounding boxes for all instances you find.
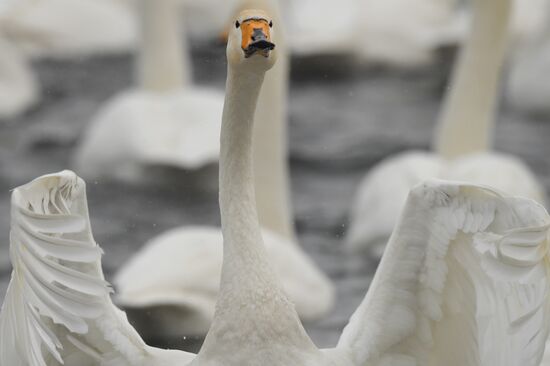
[227,9,277,72]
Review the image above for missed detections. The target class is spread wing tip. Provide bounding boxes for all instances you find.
[1,170,111,366]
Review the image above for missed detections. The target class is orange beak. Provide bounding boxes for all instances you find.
[240,19,275,58]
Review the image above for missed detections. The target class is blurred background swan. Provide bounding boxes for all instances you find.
[0,0,550,354]
[74,0,224,180]
[506,20,550,116]
[0,0,137,59]
[346,0,546,256]
[0,35,38,120]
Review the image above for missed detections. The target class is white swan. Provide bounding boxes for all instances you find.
[112,0,334,338]
[506,20,550,116]
[286,0,549,67]
[346,0,546,256]
[180,0,239,41]
[0,0,137,59]
[3,10,550,364]
[355,0,465,67]
[74,0,224,180]
[0,34,38,120]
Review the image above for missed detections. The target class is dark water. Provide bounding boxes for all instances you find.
[0,44,549,352]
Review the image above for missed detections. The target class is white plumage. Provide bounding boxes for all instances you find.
[74,0,224,179]
[114,226,334,336]
[0,171,195,366]
[2,8,550,363]
[346,0,546,255]
[347,152,546,254]
[75,89,223,180]
[507,23,550,116]
[0,35,38,120]
[2,172,550,365]
[0,0,137,59]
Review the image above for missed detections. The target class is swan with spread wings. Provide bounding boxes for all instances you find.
[2,8,550,366]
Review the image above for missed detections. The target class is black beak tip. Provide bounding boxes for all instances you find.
[250,39,275,51]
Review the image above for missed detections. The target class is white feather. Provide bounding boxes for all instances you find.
[0,171,194,366]
[337,180,550,366]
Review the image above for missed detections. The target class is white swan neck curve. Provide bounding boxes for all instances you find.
[197,65,316,360]
[136,0,190,92]
[434,0,511,159]
[251,1,295,240]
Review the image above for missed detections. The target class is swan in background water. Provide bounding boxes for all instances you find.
[0,0,137,59]
[74,0,224,180]
[3,10,550,364]
[0,34,38,119]
[286,0,549,67]
[180,0,239,41]
[280,0,464,66]
[346,0,546,256]
[113,0,334,338]
[506,19,550,116]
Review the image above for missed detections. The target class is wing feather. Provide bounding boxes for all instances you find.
[0,171,194,366]
[337,180,550,366]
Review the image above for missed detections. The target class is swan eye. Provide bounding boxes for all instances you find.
[269,21,273,28]
[235,20,240,29]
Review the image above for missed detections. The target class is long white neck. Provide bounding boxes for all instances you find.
[252,2,295,240]
[197,65,315,358]
[433,0,511,159]
[136,0,191,92]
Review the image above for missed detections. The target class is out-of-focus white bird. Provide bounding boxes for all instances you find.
[282,0,464,67]
[179,0,239,41]
[0,34,38,119]
[3,10,550,362]
[74,0,224,180]
[509,0,550,44]
[113,0,334,338]
[285,0,549,67]
[346,0,546,256]
[0,0,137,59]
[507,20,550,116]
[355,0,465,67]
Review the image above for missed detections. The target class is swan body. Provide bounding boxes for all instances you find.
[509,0,550,44]
[347,0,547,255]
[288,0,549,66]
[283,0,463,66]
[75,88,223,179]
[3,9,550,364]
[75,0,224,178]
[3,172,550,365]
[115,226,334,337]
[347,151,545,253]
[507,25,550,115]
[285,0,358,56]
[0,0,137,59]
[0,35,38,119]
[113,0,334,332]
[356,0,464,67]
[179,0,239,41]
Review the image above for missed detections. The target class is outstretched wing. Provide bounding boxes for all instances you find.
[0,171,194,366]
[336,180,550,366]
